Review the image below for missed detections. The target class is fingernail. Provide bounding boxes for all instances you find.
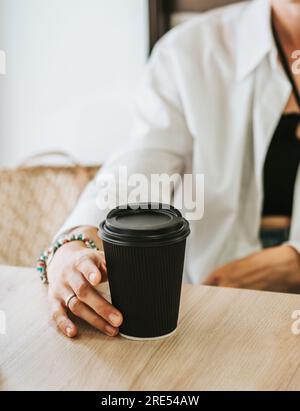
[89,272,97,283]
[105,325,118,336]
[109,313,121,327]
[66,327,73,337]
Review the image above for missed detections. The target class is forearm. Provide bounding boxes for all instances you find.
[205,245,300,292]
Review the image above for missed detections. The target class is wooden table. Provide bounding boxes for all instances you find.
[1,265,300,391]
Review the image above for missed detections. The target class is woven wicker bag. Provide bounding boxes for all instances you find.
[0,152,99,267]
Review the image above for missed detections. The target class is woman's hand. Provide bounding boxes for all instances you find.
[204,245,300,292]
[47,234,123,338]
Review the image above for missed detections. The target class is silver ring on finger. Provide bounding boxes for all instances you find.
[65,293,77,309]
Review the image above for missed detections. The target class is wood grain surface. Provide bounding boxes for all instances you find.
[1,265,300,391]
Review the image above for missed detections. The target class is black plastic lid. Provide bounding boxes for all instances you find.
[99,203,190,247]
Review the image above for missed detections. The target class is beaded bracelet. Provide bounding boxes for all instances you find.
[37,233,99,284]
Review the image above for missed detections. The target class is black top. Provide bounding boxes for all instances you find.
[263,114,300,217]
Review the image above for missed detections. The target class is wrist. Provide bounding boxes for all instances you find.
[52,239,86,259]
[37,231,100,284]
[68,226,103,250]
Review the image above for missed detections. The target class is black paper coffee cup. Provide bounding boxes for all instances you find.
[99,203,190,340]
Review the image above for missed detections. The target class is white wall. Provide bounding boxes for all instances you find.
[0,0,148,167]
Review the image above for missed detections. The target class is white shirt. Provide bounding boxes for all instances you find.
[58,0,300,284]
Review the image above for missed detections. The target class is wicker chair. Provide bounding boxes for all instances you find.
[0,153,99,267]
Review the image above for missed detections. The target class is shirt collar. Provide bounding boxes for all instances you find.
[236,0,276,81]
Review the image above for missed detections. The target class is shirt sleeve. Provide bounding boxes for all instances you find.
[55,37,193,239]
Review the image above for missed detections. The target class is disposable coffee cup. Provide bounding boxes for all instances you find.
[99,203,190,340]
